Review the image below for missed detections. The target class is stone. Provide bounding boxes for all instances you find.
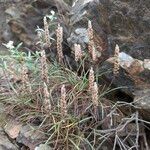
[0,103,5,114]
[70,0,150,60]
[8,19,33,47]
[128,59,144,75]
[67,28,88,48]
[134,89,150,121]
[4,120,22,139]
[99,52,150,120]
[5,6,21,19]
[0,103,6,127]
[143,59,150,70]
[99,52,150,98]
[35,144,52,150]
[0,0,149,62]
[118,52,134,68]
[0,127,18,150]
[16,125,46,150]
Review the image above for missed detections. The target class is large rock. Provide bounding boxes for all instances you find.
[1,0,149,62]
[1,0,70,52]
[134,89,150,121]
[35,144,52,150]
[0,128,18,150]
[16,125,46,150]
[99,52,150,120]
[67,28,88,48]
[69,0,150,60]
[4,120,22,139]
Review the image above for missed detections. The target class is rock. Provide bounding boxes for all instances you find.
[8,19,33,47]
[4,120,22,139]
[70,0,95,25]
[100,52,150,97]
[0,127,18,150]
[0,0,149,62]
[118,52,134,68]
[108,0,150,60]
[99,52,150,120]
[116,52,144,75]
[143,59,150,70]
[0,0,71,53]
[128,59,144,75]
[16,125,46,150]
[1,25,14,42]
[134,89,150,121]
[35,144,52,150]
[0,103,5,114]
[64,0,74,6]
[69,0,150,60]
[5,6,21,19]
[67,28,88,48]
[0,103,6,127]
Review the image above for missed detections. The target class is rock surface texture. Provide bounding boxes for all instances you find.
[0,0,149,60]
[99,52,150,120]
[69,0,150,59]
[0,0,150,149]
[0,128,18,150]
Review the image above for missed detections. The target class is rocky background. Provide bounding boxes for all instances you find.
[0,0,150,149]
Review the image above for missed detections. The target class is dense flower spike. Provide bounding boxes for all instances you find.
[74,43,82,61]
[113,44,120,76]
[88,20,94,55]
[43,16,51,48]
[88,20,97,61]
[56,24,63,63]
[88,67,95,91]
[43,82,51,110]
[60,84,67,117]
[37,19,49,84]
[22,64,31,92]
[92,46,97,62]
[40,49,49,84]
[92,82,99,107]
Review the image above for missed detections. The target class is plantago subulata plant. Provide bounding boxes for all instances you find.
[88,20,97,62]
[91,45,97,62]
[56,24,63,63]
[40,49,49,84]
[60,84,67,117]
[92,82,99,115]
[21,64,32,92]
[88,67,95,91]
[37,27,49,84]
[74,43,82,62]
[113,44,120,76]
[43,82,51,110]
[43,16,51,48]
[88,20,94,55]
